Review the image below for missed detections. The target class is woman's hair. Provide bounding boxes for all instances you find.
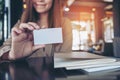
[21,0,61,28]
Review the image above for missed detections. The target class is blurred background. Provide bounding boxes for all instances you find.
[0,0,120,57]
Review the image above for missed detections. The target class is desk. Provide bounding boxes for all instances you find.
[0,57,120,80]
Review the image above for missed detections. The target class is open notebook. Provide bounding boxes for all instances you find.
[54,52,120,72]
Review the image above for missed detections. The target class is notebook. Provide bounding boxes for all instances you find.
[54,52,118,72]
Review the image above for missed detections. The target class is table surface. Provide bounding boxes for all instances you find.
[0,57,120,80]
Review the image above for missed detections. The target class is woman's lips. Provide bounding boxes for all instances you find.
[35,2,46,6]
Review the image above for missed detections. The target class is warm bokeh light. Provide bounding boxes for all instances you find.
[92,8,96,12]
[64,7,70,12]
[103,0,113,2]
[23,4,27,9]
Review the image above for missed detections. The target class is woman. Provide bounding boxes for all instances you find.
[0,0,72,61]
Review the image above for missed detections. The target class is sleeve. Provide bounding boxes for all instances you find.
[0,20,21,61]
[0,38,11,57]
[55,17,73,52]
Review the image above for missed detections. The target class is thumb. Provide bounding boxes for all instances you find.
[32,44,45,51]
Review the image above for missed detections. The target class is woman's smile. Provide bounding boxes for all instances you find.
[32,0,53,13]
[35,2,46,7]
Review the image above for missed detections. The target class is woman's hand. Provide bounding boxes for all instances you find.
[9,22,45,60]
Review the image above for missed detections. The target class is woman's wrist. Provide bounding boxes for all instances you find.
[8,50,29,61]
[8,50,17,60]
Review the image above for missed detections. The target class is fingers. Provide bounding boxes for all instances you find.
[12,21,46,35]
[19,23,34,31]
[11,27,28,42]
[12,27,22,36]
[28,22,40,29]
[19,22,40,31]
[12,22,40,37]
[32,44,45,51]
[27,22,47,29]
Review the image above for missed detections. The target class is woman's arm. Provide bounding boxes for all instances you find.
[0,20,20,62]
[55,17,73,52]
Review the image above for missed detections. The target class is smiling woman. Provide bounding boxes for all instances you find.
[0,0,72,62]
[21,0,61,28]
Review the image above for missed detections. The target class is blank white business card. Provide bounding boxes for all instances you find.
[33,28,63,45]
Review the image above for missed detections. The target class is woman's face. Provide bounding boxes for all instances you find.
[32,0,53,14]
